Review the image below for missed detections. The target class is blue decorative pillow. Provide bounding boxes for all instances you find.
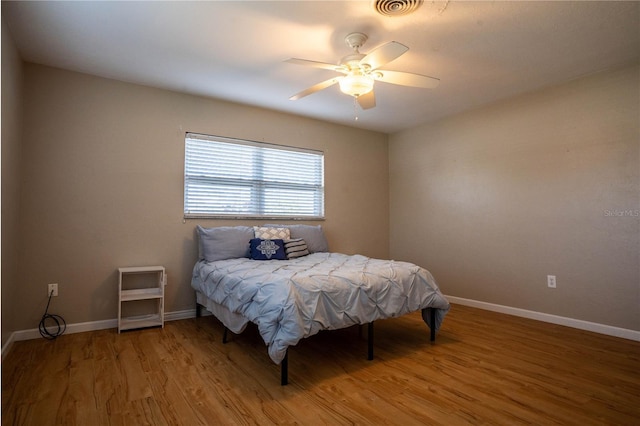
[250,239,287,260]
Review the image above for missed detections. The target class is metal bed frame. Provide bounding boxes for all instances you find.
[196,303,437,386]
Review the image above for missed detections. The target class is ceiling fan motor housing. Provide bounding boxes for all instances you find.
[340,53,366,69]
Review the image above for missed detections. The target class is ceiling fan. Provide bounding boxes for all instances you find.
[285,32,440,110]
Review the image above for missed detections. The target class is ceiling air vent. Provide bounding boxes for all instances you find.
[372,0,423,17]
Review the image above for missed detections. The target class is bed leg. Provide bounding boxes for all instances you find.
[367,322,374,360]
[281,350,289,386]
[196,303,202,318]
[430,308,436,342]
[222,327,229,344]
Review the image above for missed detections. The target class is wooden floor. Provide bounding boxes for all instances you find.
[2,304,639,425]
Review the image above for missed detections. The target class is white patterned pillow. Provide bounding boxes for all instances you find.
[253,226,291,240]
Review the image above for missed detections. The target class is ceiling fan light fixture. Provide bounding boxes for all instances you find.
[339,73,374,97]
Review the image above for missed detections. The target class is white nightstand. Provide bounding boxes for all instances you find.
[118,266,165,333]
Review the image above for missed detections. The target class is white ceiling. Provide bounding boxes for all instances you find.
[3,1,639,134]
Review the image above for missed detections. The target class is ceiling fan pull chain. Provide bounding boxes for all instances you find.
[353,96,359,121]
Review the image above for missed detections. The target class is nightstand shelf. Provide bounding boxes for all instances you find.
[118,266,165,333]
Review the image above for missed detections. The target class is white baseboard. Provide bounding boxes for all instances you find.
[1,332,16,362]
[4,300,638,361]
[165,309,198,321]
[11,318,119,343]
[1,308,199,361]
[446,295,640,342]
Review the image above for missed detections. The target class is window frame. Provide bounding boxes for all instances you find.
[184,133,325,220]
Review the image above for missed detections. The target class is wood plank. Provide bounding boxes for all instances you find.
[112,335,154,402]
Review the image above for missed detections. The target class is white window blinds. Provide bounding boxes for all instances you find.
[184,133,325,219]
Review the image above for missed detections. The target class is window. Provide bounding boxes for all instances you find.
[184,133,324,219]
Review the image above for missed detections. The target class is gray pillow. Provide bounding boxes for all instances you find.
[196,225,254,261]
[265,224,329,253]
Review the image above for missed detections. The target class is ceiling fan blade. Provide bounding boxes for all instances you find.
[290,77,342,101]
[357,91,376,110]
[285,58,343,72]
[359,41,408,71]
[374,70,440,88]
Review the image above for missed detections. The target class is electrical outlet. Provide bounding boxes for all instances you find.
[48,283,59,297]
[547,275,556,288]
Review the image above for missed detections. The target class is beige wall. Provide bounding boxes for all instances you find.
[6,49,638,338]
[389,64,640,331]
[14,64,388,330]
[2,17,24,346]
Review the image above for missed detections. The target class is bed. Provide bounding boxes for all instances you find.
[191,224,450,385]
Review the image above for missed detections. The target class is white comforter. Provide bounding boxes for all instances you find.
[191,252,450,364]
